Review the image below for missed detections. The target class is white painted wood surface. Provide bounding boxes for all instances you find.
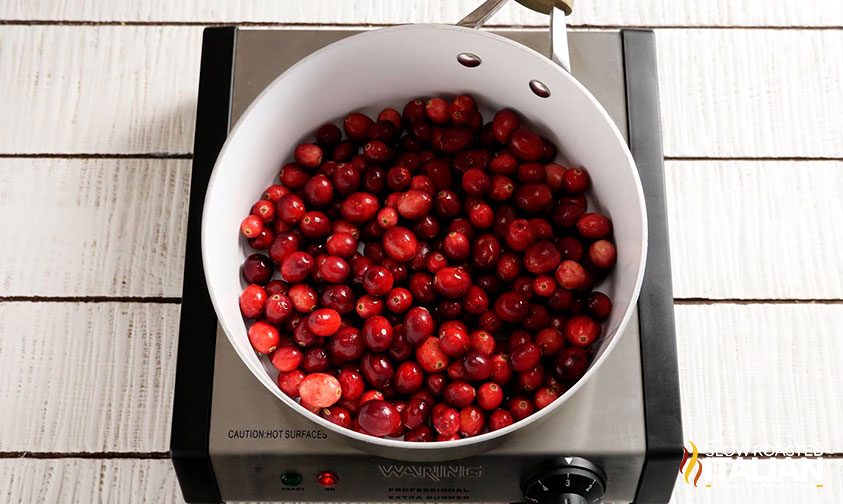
[0,302,178,453]
[1,27,841,157]
[667,160,843,299]
[1,0,841,27]
[0,158,190,297]
[0,458,839,503]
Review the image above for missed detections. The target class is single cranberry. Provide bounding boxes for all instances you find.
[361,353,394,389]
[426,373,447,397]
[359,390,385,406]
[269,231,302,265]
[589,239,617,269]
[377,207,399,229]
[319,284,354,314]
[396,189,433,220]
[394,361,425,394]
[490,354,513,385]
[405,425,434,442]
[534,385,562,410]
[514,183,553,213]
[554,347,590,383]
[477,382,504,410]
[294,143,323,169]
[402,396,431,430]
[364,241,385,262]
[496,252,522,282]
[432,406,460,436]
[382,287,412,314]
[462,169,490,197]
[340,192,379,224]
[425,252,448,274]
[577,213,613,239]
[491,108,520,143]
[488,175,515,202]
[443,232,470,261]
[239,284,267,320]
[463,352,493,381]
[450,94,477,120]
[459,405,485,437]
[494,292,529,323]
[435,190,461,218]
[280,251,314,283]
[262,184,288,203]
[240,215,263,239]
[292,319,319,347]
[488,409,514,431]
[302,347,330,373]
[404,307,434,345]
[439,321,470,358]
[490,152,518,176]
[463,286,489,315]
[355,294,384,319]
[321,405,352,428]
[413,215,441,241]
[303,174,334,208]
[517,162,545,184]
[375,107,401,130]
[467,202,494,229]
[325,232,357,258]
[297,372,342,408]
[448,217,475,241]
[288,283,318,313]
[531,275,556,298]
[299,211,331,239]
[358,399,401,437]
[276,194,306,225]
[565,314,601,347]
[337,368,365,400]
[523,240,562,275]
[329,327,364,363]
[434,267,471,298]
[315,123,342,147]
[279,163,310,189]
[251,199,275,223]
[557,236,585,261]
[416,336,449,373]
[507,331,532,352]
[363,139,393,164]
[332,163,361,195]
[437,126,473,154]
[382,226,419,263]
[517,365,545,391]
[508,128,544,161]
[362,315,394,352]
[425,97,449,124]
[306,308,341,337]
[343,112,373,141]
[317,256,350,284]
[555,260,589,290]
[469,330,496,356]
[535,328,564,357]
[437,299,462,320]
[408,272,436,304]
[265,293,293,324]
[506,395,535,421]
[278,369,306,398]
[505,219,535,252]
[446,360,468,381]
[362,265,394,296]
[248,227,274,250]
[585,292,613,321]
[510,343,542,372]
[362,165,386,194]
[247,321,279,354]
[562,167,591,194]
[478,310,503,333]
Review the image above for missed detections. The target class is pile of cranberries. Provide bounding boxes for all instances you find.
[237,94,617,442]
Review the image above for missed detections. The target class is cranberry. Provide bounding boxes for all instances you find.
[307,308,342,337]
[562,167,590,194]
[278,369,306,398]
[248,227,274,250]
[280,251,314,283]
[361,353,394,389]
[534,385,561,410]
[425,97,449,124]
[247,321,279,354]
[343,112,373,141]
[288,284,318,313]
[459,405,485,437]
[377,107,402,129]
[268,345,301,373]
[462,169,490,197]
[433,267,471,298]
[565,314,601,347]
[340,192,379,224]
[477,382,504,410]
[577,213,612,239]
[463,286,489,315]
[356,294,384,319]
[469,330,496,356]
[297,373,341,408]
[265,293,293,324]
[589,239,617,269]
[321,405,352,428]
[426,373,447,397]
[506,395,535,421]
[425,252,448,273]
[404,307,434,345]
[416,336,448,373]
[432,406,460,436]
[555,260,589,290]
[510,343,541,372]
[488,409,514,431]
[240,215,264,239]
[239,284,267,319]
[467,201,494,229]
[382,226,418,262]
[508,128,544,161]
[463,352,492,381]
[495,252,521,282]
[325,232,357,258]
[338,368,365,400]
[402,396,431,430]
[535,328,564,357]
[262,184,288,203]
[294,143,323,169]
[531,275,556,298]
[517,365,545,391]
[299,211,331,239]
[397,189,433,220]
[408,272,436,304]
[384,287,413,314]
[320,284,354,314]
[302,347,330,373]
[405,425,434,442]
[317,256,350,284]
[360,265,392,296]
[554,347,590,383]
[358,400,401,437]
[490,354,513,385]
[437,321,468,358]
[557,236,585,262]
[251,199,275,223]
[437,126,473,154]
[524,240,562,274]
[488,175,515,202]
[362,316,394,352]
[494,292,529,323]
[395,361,424,394]
[514,183,553,213]
[435,190,461,218]
[491,109,520,143]
[585,292,613,321]
[440,232,468,261]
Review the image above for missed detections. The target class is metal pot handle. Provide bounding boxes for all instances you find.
[457,0,572,73]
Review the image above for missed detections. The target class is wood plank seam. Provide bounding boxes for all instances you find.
[0,452,170,459]
[0,296,182,303]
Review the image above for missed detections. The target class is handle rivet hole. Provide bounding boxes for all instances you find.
[457,53,482,67]
[529,79,551,98]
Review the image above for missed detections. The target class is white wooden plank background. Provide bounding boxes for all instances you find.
[0,458,839,503]
[1,27,841,157]
[1,0,841,27]
[1,0,841,502]
[0,158,190,297]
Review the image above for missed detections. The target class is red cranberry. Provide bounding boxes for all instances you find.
[506,395,535,421]
[494,292,529,323]
[467,201,494,229]
[240,215,264,239]
[435,190,461,218]
[496,252,522,282]
[437,126,473,154]
[585,292,613,321]
[405,425,433,442]
[359,390,385,405]
[362,315,394,352]
[356,294,384,319]
[577,213,612,239]
[557,236,585,261]
[280,251,314,283]
[343,112,373,141]
[402,396,431,430]
[361,353,394,389]
[388,326,413,362]
[562,167,590,194]
[470,330,496,356]
[404,307,434,345]
[302,347,330,373]
[589,239,617,269]
[397,189,433,220]
[463,286,489,315]
[489,409,514,431]
[524,240,562,274]
[278,369,306,398]
[462,169,490,197]
[382,226,419,262]
[416,337,448,373]
[288,284,318,313]
[297,373,342,408]
[554,347,590,383]
[439,321,470,358]
[432,406,460,436]
[329,327,364,363]
[532,275,557,298]
[279,163,310,189]
[488,175,515,202]
[438,299,463,320]
[239,284,267,319]
[506,219,535,252]
[357,400,401,437]
[433,267,471,298]
[247,321,279,354]
[556,260,589,290]
[425,97,449,124]
[248,227,274,250]
[265,293,293,324]
[337,368,365,400]
[425,252,448,274]
[408,272,436,304]
[508,128,544,161]
[307,308,342,337]
[363,266,394,296]
[426,373,447,397]
[394,361,424,395]
[443,232,470,261]
[517,365,545,391]
[262,184,288,203]
[340,192,379,224]
[459,405,485,437]
[535,328,564,357]
[477,382,504,410]
[514,183,553,213]
[251,199,275,223]
[565,314,601,347]
[490,354,513,385]
[325,232,357,258]
[378,107,402,129]
[534,385,561,410]
[321,405,352,428]
[492,109,520,143]
[294,143,323,169]
[303,174,334,208]
[464,352,493,381]
[510,343,541,372]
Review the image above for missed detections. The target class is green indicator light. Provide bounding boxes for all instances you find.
[281,471,303,487]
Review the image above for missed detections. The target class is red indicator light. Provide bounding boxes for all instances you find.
[317,470,339,488]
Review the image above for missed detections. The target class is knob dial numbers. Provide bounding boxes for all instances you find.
[521,457,606,504]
